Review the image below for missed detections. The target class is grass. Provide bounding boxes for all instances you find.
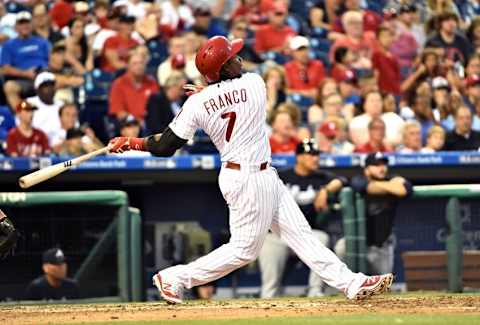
[70,315,480,325]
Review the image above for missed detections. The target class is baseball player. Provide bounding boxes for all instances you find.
[109,36,393,304]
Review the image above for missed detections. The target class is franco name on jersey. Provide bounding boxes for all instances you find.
[203,88,247,115]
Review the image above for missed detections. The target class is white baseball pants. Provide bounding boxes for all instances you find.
[160,167,366,297]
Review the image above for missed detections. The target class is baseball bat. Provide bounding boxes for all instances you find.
[18,145,111,189]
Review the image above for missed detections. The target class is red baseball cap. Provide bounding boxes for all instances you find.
[16,100,37,113]
[466,74,480,87]
[319,121,338,138]
[338,69,357,84]
[171,54,186,69]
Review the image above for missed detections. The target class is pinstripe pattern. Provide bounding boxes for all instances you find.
[159,72,368,299]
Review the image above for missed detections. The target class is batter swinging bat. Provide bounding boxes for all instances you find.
[18,145,111,189]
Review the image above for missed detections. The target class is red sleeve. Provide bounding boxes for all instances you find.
[6,129,18,156]
[254,27,267,53]
[372,51,381,70]
[283,62,295,88]
[103,36,118,52]
[312,61,325,86]
[109,79,126,116]
[39,131,51,155]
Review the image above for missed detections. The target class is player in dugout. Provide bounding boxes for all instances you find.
[108,36,394,304]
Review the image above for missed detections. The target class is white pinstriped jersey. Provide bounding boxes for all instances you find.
[169,72,271,164]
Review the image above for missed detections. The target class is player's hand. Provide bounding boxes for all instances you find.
[108,137,145,153]
[314,188,329,212]
[183,84,205,96]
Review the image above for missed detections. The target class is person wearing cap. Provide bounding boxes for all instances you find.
[463,74,480,112]
[26,71,64,146]
[254,2,296,54]
[191,6,227,38]
[443,106,480,151]
[114,115,151,157]
[49,0,75,30]
[425,11,473,65]
[317,117,354,154]
[430,76,453,128]
[25,248,80,300]
[32,3,64,46]
[146,71,187,134]
[109,50,159,122]
[1,11,50,111]
[6,100,50,157]
[284,36,326,99]
[258,139,348,298]
[101,14,140,72]
[60,127,88,156]
[336,153,412,275]
[390,4,421,78]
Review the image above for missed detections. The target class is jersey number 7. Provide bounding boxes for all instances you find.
[221,112,236,142]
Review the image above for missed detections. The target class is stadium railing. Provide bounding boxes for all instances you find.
[341,185,480,292]
[0,191,142,302]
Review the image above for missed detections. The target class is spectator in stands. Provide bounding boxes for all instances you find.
[379,94,403,148]
[431,76,453,126]
[27,72,63,147]
[464,74,480,112]
[65,17,93,74]
[191,6,226,38]
[59,128,88,156]
[32,3,64,46]
[1,12,50,111]
[6,100,50,157]
[409,93,437,144]
[349,91,383,146]
[443,106,480,150]
[101,15,139,73]
[336,152,412,275]
[330,47,354,84]
[305,3,330,39]
[230,0,272,28]
[309,79,341,125]
[425,11,472,65]
[157,35,201,86]
[0,2,16,47]
[337,69,360,108]
[160,0,195,35]
[284,36,325,99]
[397,121,422,153]
[467,18,480,51]
[48,41,84,103]
[401,49,442,95]
[25,248,80,300]
[269,109,300,154]
[390,4,420,77]
[49,0,75,30]
[259,139,345,298]
[51,103,78,152]
[466,54,480,77]
[329,0,381,36]
[145,71,187,134]
[373,25,401,96]
[354,118,392,153]
[308,92,344,127]
[92,9,121,57]
[317,118,354,154]
[228,18,263,72]
[109,50,159,122]
[123,0,148,20]
[254,2,296,54]
[421,125,446,153]
[263,64,286,117]
[329,11,378,70]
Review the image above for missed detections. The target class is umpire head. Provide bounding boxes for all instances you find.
[363,152,389,180]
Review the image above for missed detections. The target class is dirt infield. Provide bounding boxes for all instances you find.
[1,293,479,325]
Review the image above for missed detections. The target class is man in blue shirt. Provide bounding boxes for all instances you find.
[1,11,49,111]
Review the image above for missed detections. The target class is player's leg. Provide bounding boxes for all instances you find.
[258,232,289,298]
[270,179,392,299]
[307,229,329,297]
[367,238,395,275]
[154,168,279,303]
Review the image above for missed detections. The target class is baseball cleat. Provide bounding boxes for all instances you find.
[153,273,183,304]
[351,273,394,300]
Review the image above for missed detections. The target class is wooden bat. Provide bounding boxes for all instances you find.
[18,146,111,189]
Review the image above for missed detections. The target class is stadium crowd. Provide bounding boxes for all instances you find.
[1,0,480,157]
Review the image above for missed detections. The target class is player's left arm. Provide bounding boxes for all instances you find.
[108,127,187,157]
[314,174,347,211]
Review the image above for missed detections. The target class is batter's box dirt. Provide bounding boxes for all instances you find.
[1,293,479,325]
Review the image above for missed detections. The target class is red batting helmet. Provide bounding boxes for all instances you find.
[195,36,244,83]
